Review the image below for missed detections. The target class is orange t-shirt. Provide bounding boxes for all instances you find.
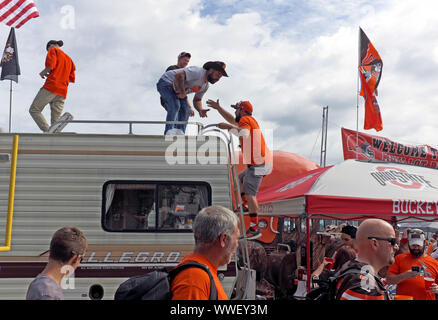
[170,253,228,300]
[43,47,76,98]
[238,115,271,166]
[387,253,438,300]
[427,241,437,256]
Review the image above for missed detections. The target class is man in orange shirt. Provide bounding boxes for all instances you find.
[386,228,438,300]
[171,205,240,300]
[206,99,272,240]
[29,40,76,132]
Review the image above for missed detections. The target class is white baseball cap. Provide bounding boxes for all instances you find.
[408,229,425,247]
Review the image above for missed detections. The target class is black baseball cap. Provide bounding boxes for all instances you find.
[178,51,191,58]
[46,40,63,51]
[203,61,228,77]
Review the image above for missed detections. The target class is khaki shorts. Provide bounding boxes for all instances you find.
[238,163,272,196]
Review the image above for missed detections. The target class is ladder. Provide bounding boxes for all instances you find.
[200,124,255,300]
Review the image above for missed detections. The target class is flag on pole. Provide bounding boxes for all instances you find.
[1,27,20,82]
[359,27,383,132]
[0,0,39,29]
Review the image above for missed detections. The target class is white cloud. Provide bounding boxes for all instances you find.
[0,0,437,166]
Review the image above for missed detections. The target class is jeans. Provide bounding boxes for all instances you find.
[156,79,190,134]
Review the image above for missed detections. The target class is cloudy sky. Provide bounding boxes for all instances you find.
[0,0,437,166]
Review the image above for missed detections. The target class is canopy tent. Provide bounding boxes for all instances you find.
[256,159,438,293]
[257,159,438,222]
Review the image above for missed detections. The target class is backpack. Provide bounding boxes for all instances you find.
[114,261,217,300]
[305,268,361,301]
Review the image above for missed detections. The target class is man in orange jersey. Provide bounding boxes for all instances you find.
[206,99,272,240]
[171,205,240,300]
[386,228,438,300]
[335,218,397,300]
[29,40,76,132]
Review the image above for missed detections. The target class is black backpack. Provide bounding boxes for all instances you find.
[114,261,217,300]
[306,268,361,301]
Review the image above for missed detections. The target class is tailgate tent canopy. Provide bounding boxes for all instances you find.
[257,159,438,222]
[256,159,438,294]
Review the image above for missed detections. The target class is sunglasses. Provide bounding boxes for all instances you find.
[368,236,397,246]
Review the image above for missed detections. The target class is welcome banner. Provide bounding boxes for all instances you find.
[341,128,438,169]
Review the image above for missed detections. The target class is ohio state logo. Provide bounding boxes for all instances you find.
[370,166,436,190]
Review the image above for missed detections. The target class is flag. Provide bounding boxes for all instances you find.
[359,27,383,131]
[0,0,39,29]
[1,27,20,82]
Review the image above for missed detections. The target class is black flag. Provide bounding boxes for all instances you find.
[1,28,21,83]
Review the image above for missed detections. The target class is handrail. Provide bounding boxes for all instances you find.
[0,135,18,252]
[50,119,205,135]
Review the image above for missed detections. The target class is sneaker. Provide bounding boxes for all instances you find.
[234,204,249,213]
[245,227,261,240]
[48,112,73,133]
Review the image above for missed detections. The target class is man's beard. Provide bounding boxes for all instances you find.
[409,247,425,258]
[207,74,218,84]
[235,115,242,123]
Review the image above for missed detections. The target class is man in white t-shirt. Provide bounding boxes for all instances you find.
[157,61,228,134]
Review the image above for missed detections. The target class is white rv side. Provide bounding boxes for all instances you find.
[0,133,235,299]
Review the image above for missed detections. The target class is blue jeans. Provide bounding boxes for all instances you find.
[156,79,190,134]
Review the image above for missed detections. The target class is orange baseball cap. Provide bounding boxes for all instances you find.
[231,101,253,114]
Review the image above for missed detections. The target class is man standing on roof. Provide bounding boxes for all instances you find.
[29,40,76,133]
[386,228,438,300]
[171,205,240,300]
[157,61,228,135]
[335,218,396,300]
[160,51,194,113]
[206,99,272,240]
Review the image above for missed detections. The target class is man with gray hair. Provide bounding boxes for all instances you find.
[171,205,240,300]
[26,226,87,300]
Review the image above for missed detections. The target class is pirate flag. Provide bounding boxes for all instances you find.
[1,27,20,83]
[359,27,383,132]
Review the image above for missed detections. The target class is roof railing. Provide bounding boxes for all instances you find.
[51,120,205,135]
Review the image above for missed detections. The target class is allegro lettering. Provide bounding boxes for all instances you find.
[393,200,438,215]
[82,251,180,264]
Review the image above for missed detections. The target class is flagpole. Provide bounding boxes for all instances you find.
[356,27,360,160]
[8,80,12,133]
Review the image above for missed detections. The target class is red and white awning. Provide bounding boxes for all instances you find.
[257,159,438,222]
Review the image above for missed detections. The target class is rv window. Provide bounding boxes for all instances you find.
[102,182,210,232]
[157,184,209,231]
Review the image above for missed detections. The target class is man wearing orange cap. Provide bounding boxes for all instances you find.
[206,99,272,240]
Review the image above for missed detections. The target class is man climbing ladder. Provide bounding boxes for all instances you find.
[207,99,272,240]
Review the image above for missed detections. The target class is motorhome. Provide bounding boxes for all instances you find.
[0,123,247,299]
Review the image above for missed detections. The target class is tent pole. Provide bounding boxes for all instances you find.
[306,216,311,294]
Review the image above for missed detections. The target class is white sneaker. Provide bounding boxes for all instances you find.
[48,112,73,133]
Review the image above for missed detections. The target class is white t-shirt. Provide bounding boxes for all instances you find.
[160,66,209,99]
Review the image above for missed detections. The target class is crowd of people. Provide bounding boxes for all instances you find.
[25,214,438,300]
[309,222,438,300]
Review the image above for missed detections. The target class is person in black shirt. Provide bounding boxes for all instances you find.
[160,51,194,116]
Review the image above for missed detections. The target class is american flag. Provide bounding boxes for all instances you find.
[0,0,39,29]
